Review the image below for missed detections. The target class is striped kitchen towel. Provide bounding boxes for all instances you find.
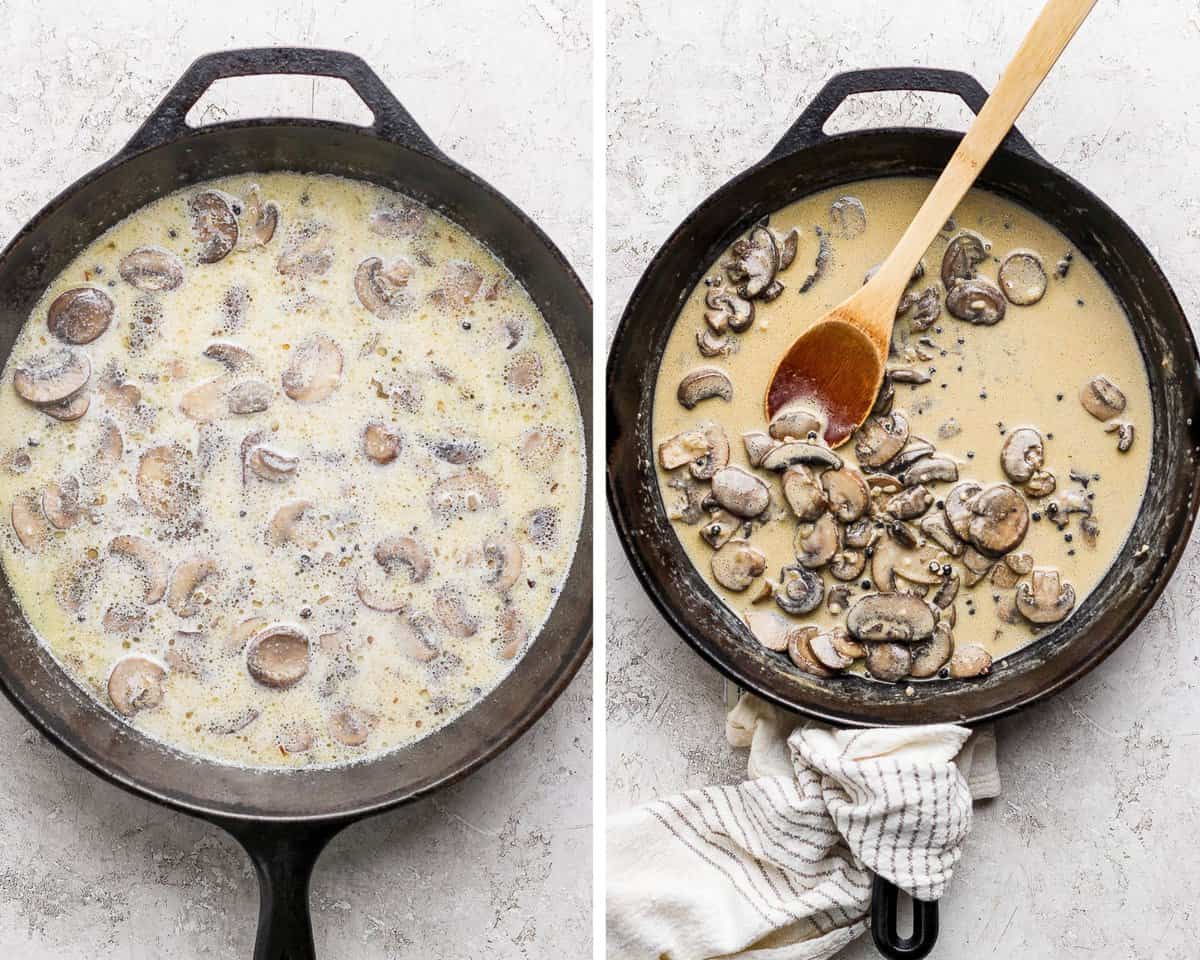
[607,694,1000,960]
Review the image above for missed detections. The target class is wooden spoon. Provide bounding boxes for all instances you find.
[765,0,1099,447]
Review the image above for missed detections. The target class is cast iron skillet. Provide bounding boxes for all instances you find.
[607,67,1200,959]
[0,48,592,960]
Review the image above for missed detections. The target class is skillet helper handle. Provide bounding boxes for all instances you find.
[766,66,1043,163]
[221,818,347,960]
[871,874,939,960]
[122,46,444,159]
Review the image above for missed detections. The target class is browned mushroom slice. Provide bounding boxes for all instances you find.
[355,256,415,319]
[3,449,31,476]
[11,492,49,551]
[919,512,965,557]
[829,550,866,582]
[266,499,313,547]
[855,412,909,468]
[329,706,376,746]
[203,340,258,373]
[948,644,992,679]
[190,191,239,263]
[775,564,823,615]
[990,563,1021,589]
[428,436,485,466]
[965,483,1029,557]
[1000,427,1044,484]
[677,367,733,409]
[781,465,827,521]
[102,601,147,635]
[41,389,90,422]
[109,534,168,604]
[659,428,712,470]
[42,476,82,529]
[55,555,101,612]
[725,226,779,299]
[227,379,273,415]
[48,287,114,344]
[119,247,184,291]
[180,376,228,422]
[944,481,984,542]
[167,556,219,618]
[355,566,408,613]
[785,626,834,677]
[246,625,310,689]
[395,614,439,662]
[1015,568,1076,624]
[769,407,823,441]
[689,424,729,480]
[885,485,933,521]
[961,545,995,587]
[711,540,766,591]
[909,621,954,679]
[429,260,484,311]
[866,642,912,682]
[940,232,987,288]
[434,587,479,637]
[829,195,867,239]
[1079,375,1125,420]
[277,722,315,754]
[1105,420,1135,452]
[711,466,769,519]
[370,200,426,239]
[282,335,343,403]
[843,518,879,551]
[13,348,91,406]
[107,655,167,716]
[483,537,523,591]
[998,250,1046,305]
[497,607,527,660]
[247,445,299,483]
[375,535,431,584]
[699,510,739,550]
[744,610,791,652]
[899,456,958,487]
[137,444,198,520]
[1025,470,1056,498]
[820,467,869,523]
[277,223,333,277]
[703,281,754,333]
[946,278,1006,325]
[97,369,142,417]
[847,593,936,643]
[741,431,776,468]
[809,630,855,671]
[504,350,543,394]
[794,514,839,569]
[430,471,501,518]
[696,327,730,357]
[362,422,403,465]
[242,184,279,246]
[870,539,946,592]
[760,441,842,473]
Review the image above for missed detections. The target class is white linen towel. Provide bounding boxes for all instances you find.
[607,694,1000,960]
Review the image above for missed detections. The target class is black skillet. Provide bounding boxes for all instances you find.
[0,48,592,960]
[607,67,1200,959]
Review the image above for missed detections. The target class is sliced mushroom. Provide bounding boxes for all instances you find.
[696,327,730,356]
[137,444,197,520]
[180,376,228,422]
[865,643,912,682]
[700,510,739,550]
[1025,469,1056,498]
[41,389,90,422]
[760,441,842,473]
[266,499,313,547]
[429,260,484,311]
[483,537,523,591]
[787,626,835,677]
[11,492,49,551]
[247,445,299,483]
[395,613,440,662]
[884,438,936,475]
[871,539,947,591]
[855,412,909,468]
[948,644,993,679]
[202,341,258,374]
[830,196,867,239]
[847,593,936,643]
[429,436,486,466]
[246,625,310,688]
[13,348,91,406]
[781,465,827,521]
[940,232,987,288]
[523,507,560,547]
[48,287,114,344]
[1015,568,1076,624]
[965,483,1029,556]
[516,426,563,473]
[355,256,415,319]
[109,535,168,604]
[961,545,995,586]
[769,407,822,441]
[899,456,959,487]
[944,481,984,542]
[745,610,792,652]
[77,419,123,487]
[658,428,709,470]
[885,485,933,521]
[909,621,953,678]
[1079,375,1126,421]
[376,536,432,584]
[102,601,147,635]
[119,247,184,291]
[1105,420,1135,452]
[930,574,959,610]
[998,250,1047,305]
[843,518,878,551]
[711,466,769,519]
[725,226,779,299]
[430,471,500,517]
[190,191,239,263]
[1001,428,1044,484]
[503,350,543,394]
[794,514,839,569]
[329,706,376,746]
[920,512,965,557]
[677,367,733,409]
[990,562,1021,589]
[829,549,866,582]
[370,200,426,239]
[167,556,219,618]
[820,467,869,523]
[704,282,754,333]
[277,223,333,277]
[55,555,100,612]
[107,655,167,716]
[742,431,776,468]
[946,278,1006,325]
[42,476,81,529]
[433,587,479,638]
[363,422,403,465]
[242,184,278,246]
[711,540,766,591]
[282,335,343,403]
[226,379,272,415]
[888,366,932,385]
[775,564,823,615]
[809,630,855,671]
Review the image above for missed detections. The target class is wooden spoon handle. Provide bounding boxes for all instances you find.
[862,0,1099,326]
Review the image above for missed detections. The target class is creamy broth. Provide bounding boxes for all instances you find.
[653,177,1150,679]
[0,173,584,768]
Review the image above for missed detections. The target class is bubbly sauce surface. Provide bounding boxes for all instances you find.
[653,177,1150,679]
[0,173,584,768]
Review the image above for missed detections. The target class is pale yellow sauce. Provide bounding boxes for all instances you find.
[0,173,584,767]
[654,177,1150,670]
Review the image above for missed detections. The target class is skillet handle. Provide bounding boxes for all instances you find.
[767,67,1043,164]
[870,874,939,960]
[218,818,348,960]
[122,47,445,160]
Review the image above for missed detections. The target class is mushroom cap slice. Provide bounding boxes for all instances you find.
[775,564,823,615]
[108,534,169,605]
[1015,568,1076,624]
[203,340,259,373]
[741,431,776,468]
[395,614,440,662]
[710,466,769,519]
[56,555,101,612]
[998,250,1047,305]
[919,511,965,557]
[48,287,114,344]
[787,626,835,677]
[726,226,779,299]
[781,465,827,521]
[865,642,912,682]
[759,441,842,473]
[677,367,733,409]
[854,412,909,469]
[369,201,426,239]
[180,376,228,422]
[246,624,310,689]
[885,485,933,521]
[119,247,184,291]
[794,513,839,569]
[1000,428,1045,484]
[227,379,273,415]
[910,621,954,678]
[81,419,124,485]
[946,278,1006,325]
[376,535,432,583]
[847,593,936,643]
[699,510,739,550]
[830,196,867,239]
[497,607,528,660]
[429,470,500,518]
[329,706,375,746]
[745,609,792,652]
[247,445,299,483]
[266,499,313,547]
[688,423,729,480]
[282,335,343,403]
[41,389,91,422]
[820,467,869,523]
[948,644,993,679]
[137,444,198,520]
[355,256,415,319]
[828,549,866,582]
[243,184,279,246]
[11,492,50,551]
[433,587,480,637]
[428,436,486,467]
[364,422,403,464]
[167,556,219,618]
[42,476,82,530]
[769,407,823,441]
[107,655,167,716]
[482,537,523,591]
[899,455,959,487]
[810,631,854,671]
[429,260,484,311]
[944,481,984,542]
[940,232,987,288]
[710,540,766,591]
[1079,375,1126,421]
[277,223,333,277]
[103,601,147,634]
[13,348,91,405]
[966,483,1029,557]
[190,191,239,263]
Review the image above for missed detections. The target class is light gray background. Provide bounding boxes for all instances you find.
[0,1,591,958]
[607,1,1200,957]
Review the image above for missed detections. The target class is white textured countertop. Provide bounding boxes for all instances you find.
[607,1,1200,957]
[0,1,591,957]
